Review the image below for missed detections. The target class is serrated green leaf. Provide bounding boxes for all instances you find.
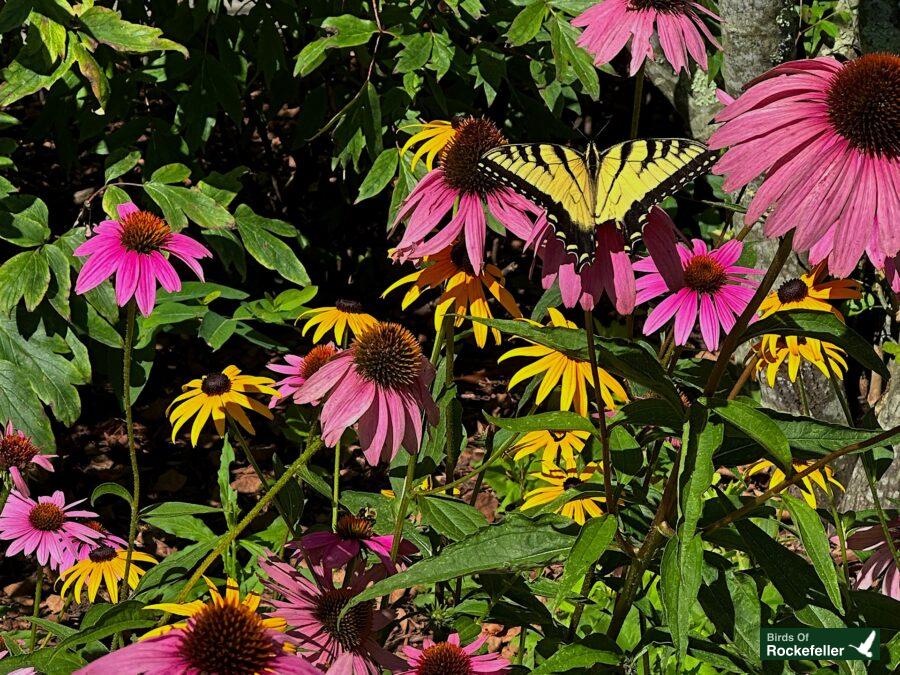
[321,14,376,48]
[0,249,49,311]
[78,6,188,56]
[507,1,547,46]
[235,204,309,285]
[143,182,233,231]
[0,27,76,106]
[0,359,55,451]
[150,163,191,184]
[70,38,109,110]
[103,149,140,184]
[0,194,50,246]
[418,495,488,540]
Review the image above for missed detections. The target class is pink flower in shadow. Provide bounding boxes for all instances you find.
[399,632,510,674]
[0,421,54,496]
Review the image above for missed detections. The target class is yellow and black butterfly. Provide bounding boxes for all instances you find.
[477,139,715,269]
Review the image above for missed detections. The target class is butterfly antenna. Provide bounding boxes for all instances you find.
[593,115,613,141]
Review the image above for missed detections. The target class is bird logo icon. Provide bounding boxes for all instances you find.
[849,630,876,659]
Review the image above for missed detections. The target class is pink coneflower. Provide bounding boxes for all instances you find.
[635,229,763,351]
[709,54,900,278]
[267,344,339,408]
[399,632,510,674]
[0,490,101,571]
[295,322,438,465]
[0,421,54,496]
[392,116,543,274]
[74,202,212,316]
[572,0,721,75]
[69,520,127,563]
[846,518,900,600]
[260,554,405,674]
[291,512,417,574]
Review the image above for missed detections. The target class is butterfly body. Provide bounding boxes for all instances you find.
[478,139,715,269]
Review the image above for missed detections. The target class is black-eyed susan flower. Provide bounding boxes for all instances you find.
[59,546,156,604]
[752,335,848,386]
[399,119,457,172]
[521,463,608,525]
[758,261,861,319]
[499,308,627,416]
[383,241,522,347]
[300,300,378,345]
[79,578,314,675]
[511,429,590,469]
[745,459,844,509]
[168,366,278,446]
[381,476,459,498]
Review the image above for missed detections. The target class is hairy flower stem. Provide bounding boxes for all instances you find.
[163,434,323,617]
[228,419,299,539]
[703,232,795,397]
[332,442,341,531]
[443,317,458,490]
[630,62,645,139]
[826,369,900,573]
[706,424,900,534]
[29,565,44,651]
[583,310,616,517]
[390,448,419,562]
[119,302,140,602]
[727,355,758,400]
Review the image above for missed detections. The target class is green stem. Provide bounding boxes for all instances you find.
[566,564,595,640]
[166,434,323,612]
[828,496,853,603]
[826,368,900,572]
[514,625,527,666]
[390,449,419,562]
[419,430,522,497]
[704,232,795,397]
[583,310,616,517]
[630,63,645,139]
[29,565,44,651]
[229,420,299,539]
[442,318,458,490]
[332,441,341,531]
[119,302,140,602]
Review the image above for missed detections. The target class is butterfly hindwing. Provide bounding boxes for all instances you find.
[594,139,717,241]
[478,144,596,266]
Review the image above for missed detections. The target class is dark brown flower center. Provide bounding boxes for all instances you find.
[628,0,690,13]
[335,299,364,314]
[562,478,581,490]
[549,431,568,442]
[440,117,506,195]
[683,255,727,294]
[313,588,374,652]
[776,278,808,303]
[449,240,475,275]
[335,514,375,540]
[201,372,232,396]
[118,210,171,254]
[416,642,474,675]
[301,344,338,380]
[0,433,38,470]
[352,323,422,389]
[179,601,278,675]
[826,53,900,159]
[84,520,109,535]
[28,503,65,531]
[88,545,117,563]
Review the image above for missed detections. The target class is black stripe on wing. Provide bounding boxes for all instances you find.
[622,147,719,236]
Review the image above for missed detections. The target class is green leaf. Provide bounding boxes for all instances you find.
[0,249,50,312]
[78,6,188,56]
[0,195,51,246]
[48,602,155,657]
[782,494,844,612]
[90,482,133,508]
[660,533,704,664]
[507,1,547,46]
[70,39,109,110]
[355,148,398,203]
[678,410,721,541]
[140,501,221,517]
[0,29,76,106]
[133,540,215,601]
[552,515,616,610]
[294,37,331,77]
[743,310,888,378]
[321,14,377,48]
[103,148,141,183]
[418,495,488,540]
[235,204,309,286]
[141,512,216,542]
[532,635,620,673]
[395,33,432,74]
[143,182,234,231]
[486,410,595,434]
[344,513,575,613]
[101,185,131,218]
[703,397,791,470]
[0,359,54,451]
[150,163,191,184]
